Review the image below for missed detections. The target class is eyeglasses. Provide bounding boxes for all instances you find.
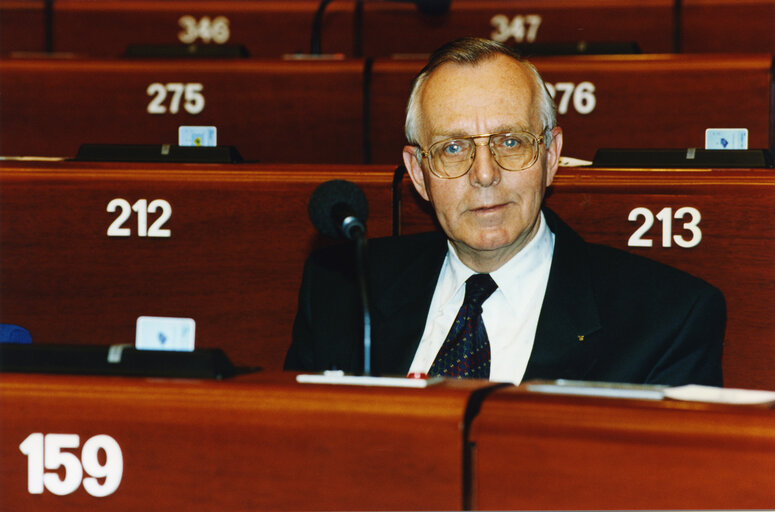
[419,131,545,179]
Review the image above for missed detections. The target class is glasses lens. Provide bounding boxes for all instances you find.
[431,139,474,178]
[491,133,536,171]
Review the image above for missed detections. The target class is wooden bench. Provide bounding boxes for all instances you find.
[471,385,775,510]
[0,58,366,162]
[3,54,770,164]
[359,0,676,57]
[397,166,775,390]
[50,0,355,57]
[0,161,396,370]
[4,161,775,388]
[4,1,773,59]
[369,53,774,164]
[1,371,773,510]
[0,371,486,510]
[0,0,47,55]
[5,0,674,59]
[681,0,775,53]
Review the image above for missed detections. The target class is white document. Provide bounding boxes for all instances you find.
[664,384,775,405]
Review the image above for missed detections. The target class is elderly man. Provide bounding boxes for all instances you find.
[285,37,724,385]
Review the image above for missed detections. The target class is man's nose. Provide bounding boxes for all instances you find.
[469,138,501,187]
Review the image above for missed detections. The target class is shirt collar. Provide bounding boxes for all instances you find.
[444,211,555,306]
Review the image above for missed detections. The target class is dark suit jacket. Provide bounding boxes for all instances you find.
[285,208,725,386]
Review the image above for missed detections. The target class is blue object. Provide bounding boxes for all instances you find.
[0,324,32,344]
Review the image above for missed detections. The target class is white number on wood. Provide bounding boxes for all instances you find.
[628,207,702,248]
[178,15,230,44]
[544,81,596,115]
[490,14,542,43]
[19,433,123,497]
[107,198,172,238]
[146,83,205,115]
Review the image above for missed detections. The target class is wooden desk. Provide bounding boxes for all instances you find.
[51,0,354,57]
[369,54,774,163]
[681,0,775,53]
[0,161,396,370]
[2,371,773,511]
[0,58,365,162]
[359,0,676,57]
[398,167,775,390]
[0,371,491,510]
[469,385,775,509]
[4,54,769,164]
[0,0,47,55]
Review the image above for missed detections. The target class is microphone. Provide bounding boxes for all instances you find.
[412,0,451,16]
[310,0,452,54]
[308,179,369,240]
[307,179,373,376]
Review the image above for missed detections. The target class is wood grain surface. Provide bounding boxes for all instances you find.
[0,58,366,162]
[681,0,775,53]
[3,53,769,165]
[0,371,491,510]
[0,161,397,370]
[369,53,773,163]
[470,385,775,509]
[51,0,355,57]
[0,0,47,55]
[360,0,675,56]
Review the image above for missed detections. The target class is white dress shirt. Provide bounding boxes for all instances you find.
[408,212,555,383]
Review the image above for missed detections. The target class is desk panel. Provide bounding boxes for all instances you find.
[0,162,396,370]
[0,58,365,162]
[51,0,354,57]
[681,0,775,53]
[398,168,775,390]
[360,0,675,57]
[369,54,773,164]
[0,0,46,55]
[470,386,775,509]
[0,372,487,510]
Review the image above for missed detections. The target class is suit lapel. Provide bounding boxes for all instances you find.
[369,233,447,375]
[365,210,603,379]
[523,209,602,381]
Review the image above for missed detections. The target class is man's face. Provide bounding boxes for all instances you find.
[403,55,562,272]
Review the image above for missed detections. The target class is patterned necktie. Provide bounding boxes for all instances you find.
[428,273,498,379]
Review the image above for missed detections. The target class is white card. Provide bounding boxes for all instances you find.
[135,316,196,352]
[705,128,748,150]
[178,126,217,147]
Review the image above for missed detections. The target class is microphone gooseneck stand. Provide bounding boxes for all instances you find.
[308,180,372,376]
[348,220,371,376]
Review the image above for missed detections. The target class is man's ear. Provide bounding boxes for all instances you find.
[544,126,563,187]
[402,145,430,201]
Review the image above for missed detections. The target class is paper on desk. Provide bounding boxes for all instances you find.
[526,380,666,400]
[296,371,444,388]
[663,384,775,405]
[558,156,593,167]
[527,380,775,405]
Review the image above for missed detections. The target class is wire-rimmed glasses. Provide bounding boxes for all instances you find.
[419,131,545,179]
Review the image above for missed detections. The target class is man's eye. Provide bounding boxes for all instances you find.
[443,142,463,155]
[501,137,521,149]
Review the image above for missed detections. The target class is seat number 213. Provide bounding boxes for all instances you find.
[628,206,702,248]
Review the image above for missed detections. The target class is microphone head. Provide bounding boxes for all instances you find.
[414,0,451,15]
[308,180,369,239]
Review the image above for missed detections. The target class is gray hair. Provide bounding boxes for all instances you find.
[404,37,556,152]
